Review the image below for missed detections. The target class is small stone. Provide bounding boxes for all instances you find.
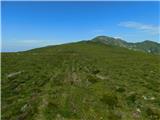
[21,104,28,112]
[136,108,141,113]
[100,117,103,120]
[133,111,140,119]
[150,97,155,100]
[7,71,24,78]
[142,95,147,100]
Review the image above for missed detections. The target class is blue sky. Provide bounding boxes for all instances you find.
[2,1,160,52]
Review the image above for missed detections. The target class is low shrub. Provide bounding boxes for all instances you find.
[100,92,118,109]
[115,86,125,93]
[108,110,122,120]
[87,75,99,84]
[146,106,160,120]
[126,92,138,105]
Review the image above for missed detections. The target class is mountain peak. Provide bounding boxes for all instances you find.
[91,35,127,47]
[90,35,160,54]
[142,40,159,44]
[93,35,113,39]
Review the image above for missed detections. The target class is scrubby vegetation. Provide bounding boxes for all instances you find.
[1,41,160,120]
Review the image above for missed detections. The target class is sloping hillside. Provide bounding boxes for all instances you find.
[2,41,160,120]
[92,36,160,54]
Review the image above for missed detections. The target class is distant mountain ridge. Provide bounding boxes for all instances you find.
[91,36,160,54]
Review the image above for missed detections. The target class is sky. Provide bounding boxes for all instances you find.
[2,1,160,52]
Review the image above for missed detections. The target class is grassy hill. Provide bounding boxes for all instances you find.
[2,41,160,120]
[92,36,160,54]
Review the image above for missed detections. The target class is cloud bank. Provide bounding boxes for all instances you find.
[119,21,160,35]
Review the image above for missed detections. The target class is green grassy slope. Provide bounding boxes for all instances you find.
[2,41,160,120]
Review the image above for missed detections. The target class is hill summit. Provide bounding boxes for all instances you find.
[91,36,160,54]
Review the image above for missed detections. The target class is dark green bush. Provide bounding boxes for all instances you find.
[146,106,160,120]
[108,111,122,120]
[92,69,100,74]
[116,86,125,93]
[100,92,118,109]
[87,75,99,84]
[51,74,64,86]
[126,92,138,105]
[44,101,59,119]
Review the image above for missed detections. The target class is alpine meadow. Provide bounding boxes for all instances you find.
[1,1,160,120]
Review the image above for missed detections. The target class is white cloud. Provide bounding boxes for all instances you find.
[118,21,160,35]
